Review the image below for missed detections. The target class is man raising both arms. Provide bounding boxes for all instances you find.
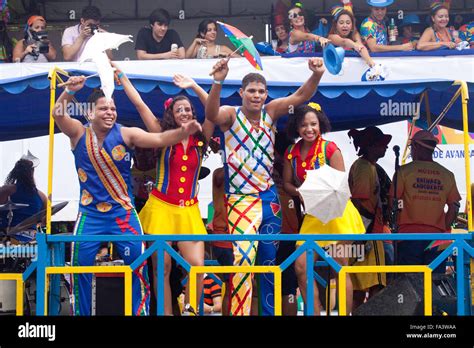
[205,57,325,315]
[53,76,201,316]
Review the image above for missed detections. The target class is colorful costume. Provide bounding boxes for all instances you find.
[285,138,365,248]
[360,16,388,46]
[71,123,149,316]
[459,22,474,44]
[287,29,318,53]
[348,158,387,290]
[222,107,281,316]
[139,136,207,236]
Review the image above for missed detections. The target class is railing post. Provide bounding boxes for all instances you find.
[48,242,64,315]
[156,240,165,316]
[35,232,48,315]
[306,248,314,316]
[455,241,466,315]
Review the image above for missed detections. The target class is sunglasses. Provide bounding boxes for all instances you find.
[288,11,303,20]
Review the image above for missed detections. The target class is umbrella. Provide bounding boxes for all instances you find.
[216,21,263,71]
[79,32,133,101]
[298,165,351,224]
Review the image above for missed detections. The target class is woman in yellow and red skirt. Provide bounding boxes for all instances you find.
[116,67,214,315]
[283,103,365,315]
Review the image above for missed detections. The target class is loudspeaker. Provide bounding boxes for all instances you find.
[92,273,124,315]
[353,274,457,316]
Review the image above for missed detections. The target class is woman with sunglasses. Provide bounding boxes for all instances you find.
[287,5,330,54]
[328,2,376,68]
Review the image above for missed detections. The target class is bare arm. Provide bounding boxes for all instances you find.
[206,59,236,130]
[45,41,57,61]
[62,26,90,61]
[266,58,324,120]
[283,157,299,197]
[366,37,414,52]
[204,294,222,314]
[220,45,241,58]
[0,185,16,203]
[445,202,460,230]
[122,120,202,149]
[114,65,161,133]
[12,40,28,62]
[136,49,181,60]
[185,38,207,58]
[328,34,357,50]
[52,76,86,146]
[38,190,48,209]
[290,29,330,47]
[417,28,455,51]
[327,149,345,171]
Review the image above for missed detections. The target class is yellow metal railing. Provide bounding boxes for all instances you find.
[189,265,282,315]
[0,274,24,316]
[338,265,433,316]
[45,266,133,315]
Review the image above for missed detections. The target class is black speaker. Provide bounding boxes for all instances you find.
[92,273,125,315]
[353,274,457,316]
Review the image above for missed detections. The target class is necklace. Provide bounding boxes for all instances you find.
[308,136,325,169]
[248,117,261,130]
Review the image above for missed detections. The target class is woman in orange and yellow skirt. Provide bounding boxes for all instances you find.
[283,103,365,315]
[116,65,214,315]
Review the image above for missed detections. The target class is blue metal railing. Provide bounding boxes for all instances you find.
[29,232,473,316]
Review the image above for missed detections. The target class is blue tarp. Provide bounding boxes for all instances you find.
[0,51,473,141]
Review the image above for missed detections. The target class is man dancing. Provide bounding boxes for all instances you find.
[205,57,325,315]
[53,76,201,315]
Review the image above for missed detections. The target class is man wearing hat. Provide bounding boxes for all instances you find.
[390,130,461,273]
[360,0,416,52]
[399,13,422,44]
[348,126,393,308]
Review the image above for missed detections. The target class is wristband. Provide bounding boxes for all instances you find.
[213,79,224,85]
[65,88,76,95]
[117,72,124,79]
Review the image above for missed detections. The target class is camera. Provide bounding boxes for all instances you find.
[24,29,49,57]
[87,23,99,35]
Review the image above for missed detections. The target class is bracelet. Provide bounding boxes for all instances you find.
[213,79,224,85]
[117,72,124,79]
[65,88,76,95]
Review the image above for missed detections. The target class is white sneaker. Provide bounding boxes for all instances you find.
[182,303,197,316]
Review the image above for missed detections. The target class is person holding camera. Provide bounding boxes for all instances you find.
[13,15,56,63]
[62,5,112,62]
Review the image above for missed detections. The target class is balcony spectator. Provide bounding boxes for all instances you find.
[287,4,330,54]
[360,0,415,52]
[328,1,376,68]
[418,1,460,51]
[62,5,111,62]
[135,8,185,60]
[186,20,238,59]
[13,16,57,62]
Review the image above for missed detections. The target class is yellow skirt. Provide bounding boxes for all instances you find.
[351,240,386,290]
[138,194,207,235]
[297,200,365,247]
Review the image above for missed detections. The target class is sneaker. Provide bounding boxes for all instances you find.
[182,303,198,316]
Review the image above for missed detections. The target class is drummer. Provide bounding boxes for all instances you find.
[0,153,47,232]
